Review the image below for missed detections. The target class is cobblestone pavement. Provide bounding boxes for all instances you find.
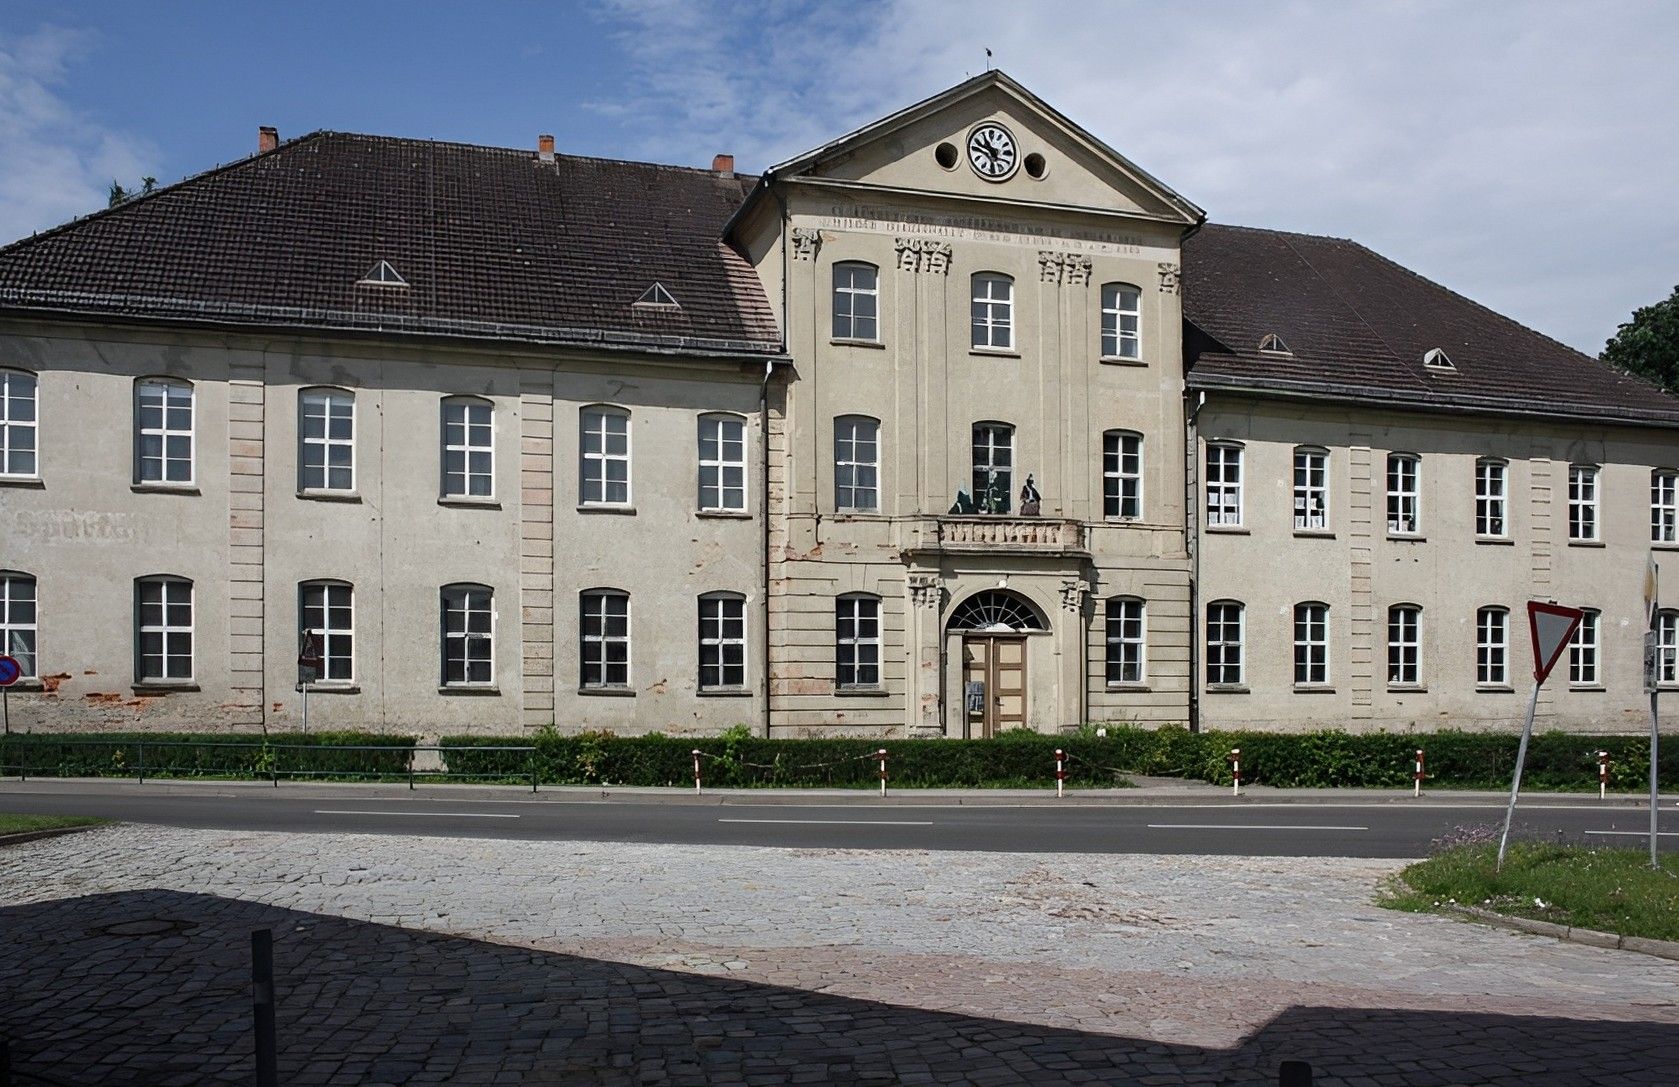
[2,826,1676,1085]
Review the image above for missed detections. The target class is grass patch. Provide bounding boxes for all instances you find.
[1381,837,1679,942]
[0,813,107,836]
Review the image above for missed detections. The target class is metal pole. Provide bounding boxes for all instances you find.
[138,740,145,784]
[1651,690,1661,870]
[301,681,308,736]
[2,687,9,735]
[252,928,278,1087]
[1498,681,1543,870]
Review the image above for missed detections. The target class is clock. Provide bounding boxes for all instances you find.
[966,122,1018,181]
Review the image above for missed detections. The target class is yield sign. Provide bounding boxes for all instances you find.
[1527,601,1584,685]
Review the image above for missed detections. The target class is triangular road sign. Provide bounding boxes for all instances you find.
[1527,601,1584,685]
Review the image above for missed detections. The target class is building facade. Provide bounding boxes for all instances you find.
[1,73,1675,738]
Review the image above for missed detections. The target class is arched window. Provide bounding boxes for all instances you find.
[835,593,881,688]
[1205,600,1244,686]
[698,413,747,512]
[834,415,880,512]
[134,377,194,486]
[947,591,1047,632]
[1477,606,1509,687]
[1103,431,1142,520]
[0,369,38,479]
[441,396,494,499]
[299,579,354,683]
[1100,283,1141,360]
[1475,458,1508,538]
[832,262,879,342]
[1387,604,1422,686]
[580,406,631,507]
[580,588,630,689]
[1105,597,1145,684]
[971,273,1013,350]
[698,591,747,690]
[441,583,494,686]
[135,575,193,682]
[1293,602,1328,686]
[0,571,37,678]
[971,422,1014,513]
[299,387,356,493]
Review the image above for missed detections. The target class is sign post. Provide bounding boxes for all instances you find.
[1499,602,1585,869]
[297,631,323,736]
[0,655,22,736]
[1644,557,1662,870]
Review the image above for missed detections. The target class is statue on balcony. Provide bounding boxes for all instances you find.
[948,488,976,515]
[980,470,1010,515]
[1020,475,1042,516]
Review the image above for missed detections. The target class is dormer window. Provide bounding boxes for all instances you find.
[358,260,407,287]
[1423,347,1455,372]
[1258,333,1291,355]
[635,282,679,308]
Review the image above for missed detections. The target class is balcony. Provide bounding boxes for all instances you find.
[930,516,1088,555]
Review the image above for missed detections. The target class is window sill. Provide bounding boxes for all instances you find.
[1205,525,1249,534]
[295,683,359,694]
[1293,528,1335,538]
[1098,356,1147,367]
[1106,683,1151,692]
[1103,515,1143,525]
[438,496,501,510]
[698,687,753,698]
[132,682,200,693]
[1475,536,1514,546]
[131,484,199,496]
[969,347,1020,359]
[830,338,885,350]
[1293,685,1336,694]
[439,684,501,696]
[1567,539,1605,548]
[1388,684,1428,693]
[577,505,636,515]
[1205,684,1249,695]
[832,509,885,519]
[835,686,889,697]
[1568,685,1607,693]
[1653,542,1679,551]
[0,476,44,489]
[579,686,635,697]
[1476,684,1516,694]
[297,490,361,503]
[696,509,752,520]
[1386,533,1426,542]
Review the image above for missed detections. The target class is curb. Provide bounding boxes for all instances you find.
[0,823,105,848]
[1446,904,1679,961]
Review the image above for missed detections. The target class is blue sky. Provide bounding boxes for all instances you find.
[3,0,1676,355]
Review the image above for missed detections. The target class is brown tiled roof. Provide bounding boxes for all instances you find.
[0,132,782,357]
[1182,224,1679,427]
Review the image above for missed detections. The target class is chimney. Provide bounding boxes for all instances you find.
[258,126,279,154]
[712,153,735,176]
[537,134,555,163]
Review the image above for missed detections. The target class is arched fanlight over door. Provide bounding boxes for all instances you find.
[946,590,1047,632]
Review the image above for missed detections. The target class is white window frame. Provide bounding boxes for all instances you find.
[1293,447,1328,531]
[1653,471,1678,543]
[299,580,354,684]
[832,262,880,342]
[441,583,495,687]
[1100,282,1142,360]
[1477,606,1509,687]
[1293,602,1329,687]
[834,415,880,513]
[1387,453,1420,535]
[1569,608,1600,687]
[971,273,1013,350]
[1475,458,1508,538]
[0,369,38,480]
[1387,604,1422,687]
[1103,431,1142,520]
[299,387,356,493]
[580,406,631,507]
[698,414,747,513]
[581,589,631,689]
[135,576,193,683]
[971,422,1014,514]
[836,593,882,689]
[1658,609,1679,687]
[1206,443,1243,528]
[1205,600,1244,686]
[441,396,494,499]
[134,378,195,486]
[1105,596,1146,685]
[0,571,37,678]
[1568,464,1599,542]
[698,592,747,690]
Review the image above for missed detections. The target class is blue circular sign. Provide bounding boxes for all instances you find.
[0,656,20,686]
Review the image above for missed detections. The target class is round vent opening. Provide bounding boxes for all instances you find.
[934,142,959,170]
[1023,152,1047,179]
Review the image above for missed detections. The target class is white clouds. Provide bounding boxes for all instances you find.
[0,25,156,246]
[598,0,1679,353]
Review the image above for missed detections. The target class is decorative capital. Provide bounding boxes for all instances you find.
[1063,254,1092,287]
[1059,578,1090,613]
[895,237,952,275]
[908,573,942,610]
[1157,261,1180,294]
[791,228,822,261]
[1038,250,1063,284]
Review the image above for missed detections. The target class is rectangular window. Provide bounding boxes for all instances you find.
[1293,448,1328,530]
[1387,454,1419,535]
[1568,465,1599,541]
[698,415,747,512]
[971,274,1013,350]
[1388,605,1421,686]
[135,379,194,485]
[1100,283,1141,360]
[1205,601,1244,685]
[136,577,193,682]
[1477,607,1508,686]
[1293,603,1328,685]
[441,398,494,498]
[441,585,494,686]
[1105,597,1145,685]
[1206,444,1242,527]
[299,388,355,492]
[1653,472,1677,543]
[699,594,747,689]
[300,581,354,682]
[832,263,879,341]
[1103,432,1142,519]
[1569,609,1599,686]
[972,424,1013,514]
[0,370,38,478]
[581,591,630,688]
[580,408,631,506]
[834,416,880,512]
[1475,460,1507,537]
[0,573,37,678]
[1659,610,1678,686]
[836,595,881,688]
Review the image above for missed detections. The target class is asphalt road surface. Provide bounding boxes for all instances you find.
[3,782,1675,857]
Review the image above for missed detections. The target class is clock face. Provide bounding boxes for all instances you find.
[966,123,1018,181]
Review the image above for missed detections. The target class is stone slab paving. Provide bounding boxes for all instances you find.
[1,825,1676,1085]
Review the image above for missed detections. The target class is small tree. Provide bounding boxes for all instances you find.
[106,176,159,208]
[1602,286,1679,394]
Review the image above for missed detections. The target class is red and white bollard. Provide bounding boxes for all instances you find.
[692,749,703,795]
[1055,748,1066,799]
[1413,748,1425,798]
[877,748,889,798]
[1229,748,1242,797]
[1598,750,1610,800]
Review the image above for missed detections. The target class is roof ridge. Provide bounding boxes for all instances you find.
[305,130,755,178]
[1204,222,1355,245]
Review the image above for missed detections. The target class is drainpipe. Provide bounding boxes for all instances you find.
[1185,389,1206,732]
[760,356,774,740]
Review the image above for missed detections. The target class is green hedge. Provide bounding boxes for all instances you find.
[0,732,416,780]
[439,726,1679,791]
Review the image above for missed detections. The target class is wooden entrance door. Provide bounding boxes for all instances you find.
[962,635,1028,737]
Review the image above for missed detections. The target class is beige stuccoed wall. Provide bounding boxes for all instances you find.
[0,320,768,738]
[1196,395,1679,734]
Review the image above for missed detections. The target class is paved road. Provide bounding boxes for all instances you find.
[3,780,1674,856]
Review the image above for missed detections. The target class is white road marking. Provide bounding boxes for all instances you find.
[717,818,935,826]
[314,809,519,819]
[1583,830,1679,837]
[1148,823,1368,832]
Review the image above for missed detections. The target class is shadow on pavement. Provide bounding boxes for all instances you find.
[0,889,1672,1085]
